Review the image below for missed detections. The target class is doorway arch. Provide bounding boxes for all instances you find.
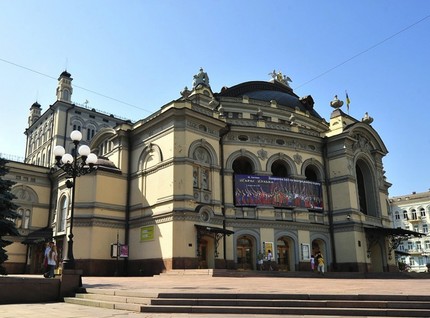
[277,236,295,271]
[236,235,255,270]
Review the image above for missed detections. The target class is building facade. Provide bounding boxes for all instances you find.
[389,191,430,272]
[4,69,400,276]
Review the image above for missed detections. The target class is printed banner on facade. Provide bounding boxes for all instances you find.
[141,225,155,241]
[234,174,323,210]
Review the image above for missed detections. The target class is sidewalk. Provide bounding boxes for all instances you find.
[1,274,429,318]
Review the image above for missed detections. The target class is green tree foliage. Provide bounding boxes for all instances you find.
[0,158,19,275]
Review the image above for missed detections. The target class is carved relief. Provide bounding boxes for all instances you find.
[257,149,268,160]
[293,153,302,165]
[353,134,372,153]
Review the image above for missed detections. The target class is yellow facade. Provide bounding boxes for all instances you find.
[3,69,399,276]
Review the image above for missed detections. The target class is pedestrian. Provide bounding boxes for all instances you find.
[44,242,57,278]
[257,252,264,271]
[267,250,273,271]
[310,255,315,271]
[43,241,53,277]
[316,252,325,275]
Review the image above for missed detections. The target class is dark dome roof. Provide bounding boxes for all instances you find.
[31,101,41,108]
[60,70,71,78]
[216,81,321,119]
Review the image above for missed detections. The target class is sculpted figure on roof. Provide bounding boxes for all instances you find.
[269,69,292,87]
[193,67,210,88]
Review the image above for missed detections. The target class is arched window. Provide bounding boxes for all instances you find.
[403,210,408,219]
[411,209,417,220]
[192,146,212,191]
[355,159,378,217]
[420,208,426,217]
[58,196,68,232]
[395,211,400,220]
[271,159,290,177]
[62,89,69,101]
[232,157,253,175]
[23,209,30,229]
[305,166,318,182]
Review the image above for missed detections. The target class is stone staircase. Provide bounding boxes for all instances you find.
[64,289,430,316]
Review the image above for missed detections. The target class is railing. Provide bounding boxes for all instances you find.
[0,153,25,163]
[73,101,133,122]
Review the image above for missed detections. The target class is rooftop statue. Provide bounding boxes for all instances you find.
[193,67,210,88]
[362,112,374,124]
[269,69,292,87]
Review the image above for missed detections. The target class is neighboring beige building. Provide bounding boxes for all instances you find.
[389,191,430,272]
[4,69,407,276]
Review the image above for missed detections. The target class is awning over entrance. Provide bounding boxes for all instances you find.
[364,226,424,238]
[365,226,423,258]
[21,227,53,244]
[194,224,234,236]
[195,225,234,258]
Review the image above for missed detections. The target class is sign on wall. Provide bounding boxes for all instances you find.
[141,225,155,241]
[263,241,274,260]
[234,174,323,210]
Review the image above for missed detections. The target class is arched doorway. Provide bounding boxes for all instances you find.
[277,236,295,271]
[369,241,384,272]
[236,236,254,270]
[312,238,327,270]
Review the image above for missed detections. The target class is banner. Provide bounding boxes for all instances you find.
[234,174,323,210]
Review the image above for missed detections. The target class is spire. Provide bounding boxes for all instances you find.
[56,70,73,103]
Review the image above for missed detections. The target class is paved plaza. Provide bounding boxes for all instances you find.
[1,274,429,318]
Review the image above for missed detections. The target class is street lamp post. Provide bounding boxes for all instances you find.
[53,130,98,270]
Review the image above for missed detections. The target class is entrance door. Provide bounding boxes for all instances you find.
[277,237,291,271]
[236,236,253,270]
[198,239,208,269]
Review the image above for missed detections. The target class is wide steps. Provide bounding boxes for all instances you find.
[65,290,430,317]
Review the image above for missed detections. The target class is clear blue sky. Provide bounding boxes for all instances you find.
[0,1,429,197]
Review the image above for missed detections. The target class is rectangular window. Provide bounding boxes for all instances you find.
[423,225,428,234]
[416,241,422,251]
[425,240,430,249]
[407,242,413,250]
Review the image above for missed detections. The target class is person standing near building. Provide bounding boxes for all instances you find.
[310,255,315,272]
[316,252,325,275]
[44,242,57,278]
[267,250,273,271]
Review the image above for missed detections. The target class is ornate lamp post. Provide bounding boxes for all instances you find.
[53,130,98,270]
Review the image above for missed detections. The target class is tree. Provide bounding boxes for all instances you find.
[0,158,19,275]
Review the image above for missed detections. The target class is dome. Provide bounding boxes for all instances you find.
[31,101,41,109]
[216,81,322,119]
[60,70,71,78]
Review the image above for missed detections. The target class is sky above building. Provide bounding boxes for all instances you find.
[0,1,429,197]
